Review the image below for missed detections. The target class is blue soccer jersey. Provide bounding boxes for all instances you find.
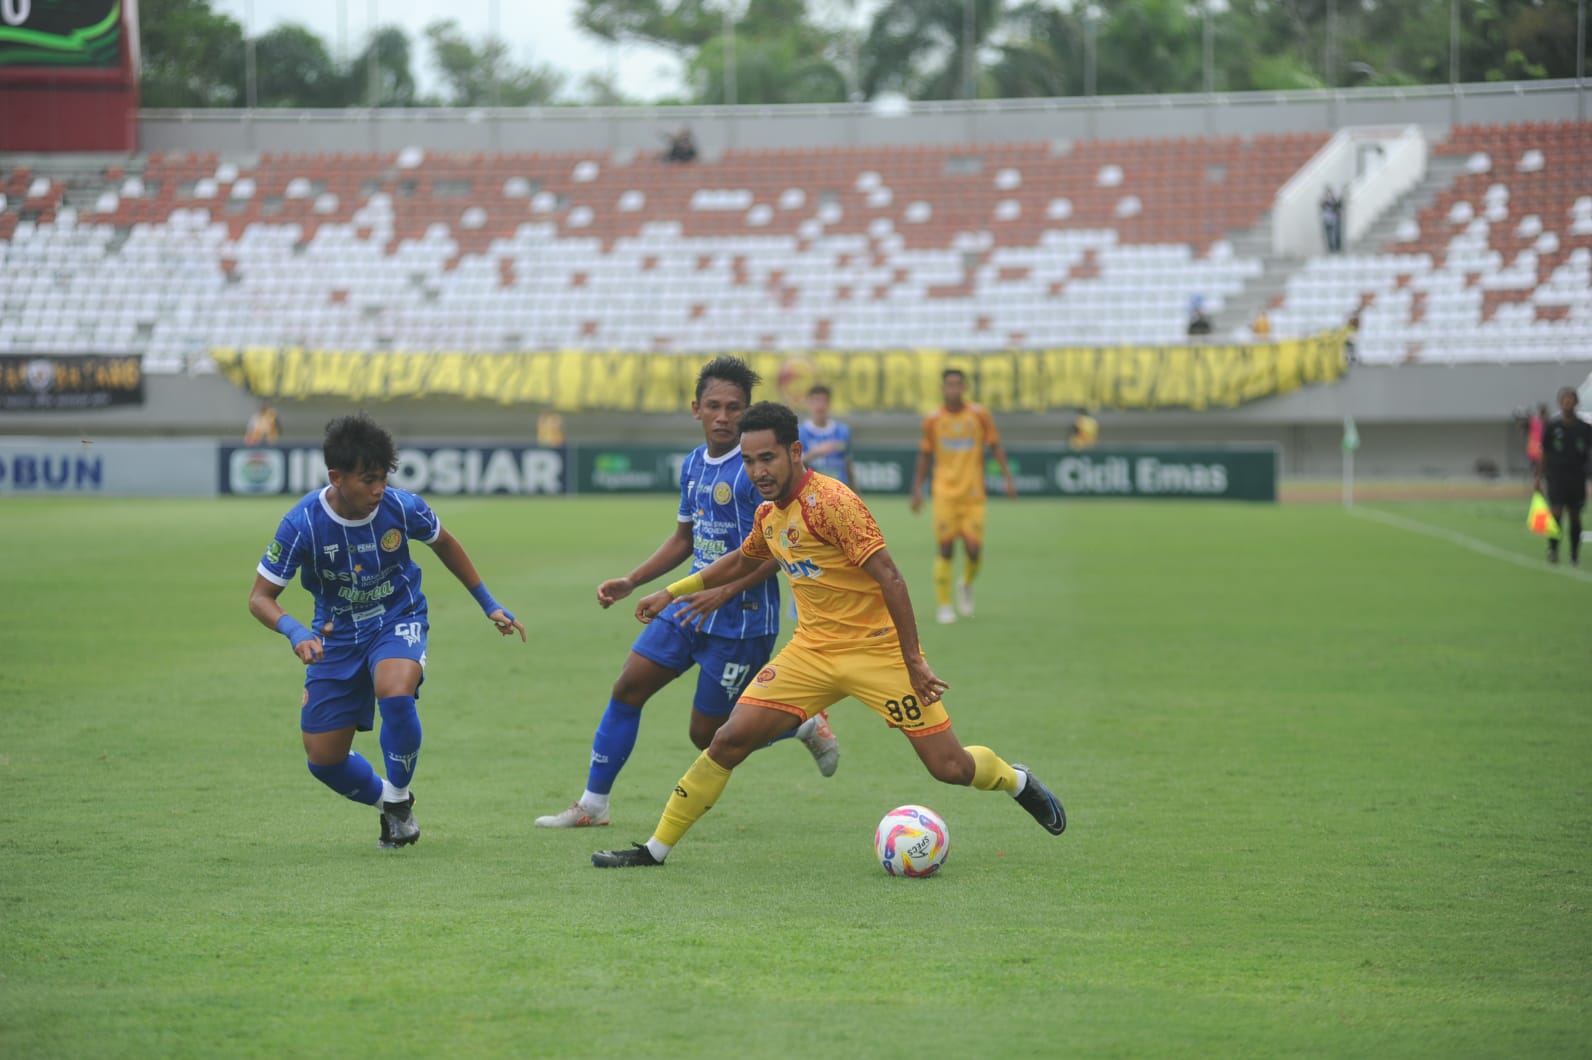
[799,419,852,484]
[256,485,442,647]
[677,444,779,639]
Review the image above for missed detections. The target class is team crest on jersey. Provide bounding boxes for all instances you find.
[784,526,801,546]
[380,529,402,552]
[713,481,733,505]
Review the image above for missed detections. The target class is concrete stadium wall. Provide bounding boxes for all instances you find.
[4,361,1584,480]
[138,80,1591,158]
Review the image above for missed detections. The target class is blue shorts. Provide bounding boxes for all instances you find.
[301,618,429,734]
[631,601,777,717]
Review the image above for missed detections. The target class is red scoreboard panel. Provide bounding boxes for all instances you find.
[0,0,140,151]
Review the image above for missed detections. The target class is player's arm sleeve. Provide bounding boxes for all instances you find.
[677,453,694,523]
[255,514,306,587]
[407,492,444,544]
[741,507,773,561]
[807,486,886,568]
[919,414,936,454]
[980,407,1002,447]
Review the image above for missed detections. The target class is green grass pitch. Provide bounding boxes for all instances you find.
[2,493,1588,1057]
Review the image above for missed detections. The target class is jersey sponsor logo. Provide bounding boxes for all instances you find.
[693,534,728,560]
[755,665,776,684]
[266,540,283,563]
[763,526,775,538]
[338,580,395,605]
[322,543,340,563]
[394,622,424,647]
[356,542,377,553]
[713,481,733,505]
[352,605,386,622]
[380,529,402,552]
[780,557,821,579]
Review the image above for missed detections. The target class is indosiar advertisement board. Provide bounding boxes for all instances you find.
[219,445,567,496]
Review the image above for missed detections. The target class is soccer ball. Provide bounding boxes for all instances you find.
[875,805,950,878]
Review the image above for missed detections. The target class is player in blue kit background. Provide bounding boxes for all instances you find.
[248,413,525,849]
[536,356,840,829]
[799,383,854,487]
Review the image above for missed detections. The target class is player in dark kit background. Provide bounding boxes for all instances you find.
[1536,386,1592,566]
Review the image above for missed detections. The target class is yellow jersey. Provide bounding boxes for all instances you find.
[920,403,1000,502]
[741,470,894,648]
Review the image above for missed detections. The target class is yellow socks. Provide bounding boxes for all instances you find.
[964,555,982,585]
[933,555,954,607]
[966,745,1019,792]
[654,750,733,846]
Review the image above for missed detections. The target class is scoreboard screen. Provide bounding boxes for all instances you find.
[0,0,121,68]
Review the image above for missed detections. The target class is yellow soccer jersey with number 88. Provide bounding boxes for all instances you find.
[741,470,893,648]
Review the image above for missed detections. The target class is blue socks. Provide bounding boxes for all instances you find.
[307,751,385,806]
[378,696,422,790]
[586,698,643,796]
[305,698,421,808]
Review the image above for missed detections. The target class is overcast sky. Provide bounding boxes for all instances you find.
[211,0,686,101]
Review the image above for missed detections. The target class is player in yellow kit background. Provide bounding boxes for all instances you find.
[910,368,1017,625]
[590,401,1066,868]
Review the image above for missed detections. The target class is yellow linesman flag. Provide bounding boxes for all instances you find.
[1527,491,1561,539]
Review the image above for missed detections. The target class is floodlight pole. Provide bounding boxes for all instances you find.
[1578,0,1586,121]
[244,0,257,109]
[962,0,976,99]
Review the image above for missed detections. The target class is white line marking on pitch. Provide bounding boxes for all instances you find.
[1349,506,1592,584]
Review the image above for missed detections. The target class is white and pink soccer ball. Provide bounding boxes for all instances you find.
[874,805,950,877]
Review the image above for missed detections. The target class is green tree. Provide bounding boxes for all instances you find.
[1093,0,1202,95]
[347,26,419,107]
[985,0,1082,98]
[137,0,244,107]
[253,24,345,107]
[424,20,565,106]
[576,0,721,52]
[859,0,1001,100]
[690,30,848,103]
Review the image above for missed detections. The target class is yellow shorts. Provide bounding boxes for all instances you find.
[739,638,952,738]
[932,497,986,547]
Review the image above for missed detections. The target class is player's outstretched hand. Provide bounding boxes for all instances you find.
[909,490,924,514]
[634,588,673,624]
[906,655,949,705]
[490,608,527,641]
[670,586,731,630]
[292,636,324,665]
[596,577,633,609]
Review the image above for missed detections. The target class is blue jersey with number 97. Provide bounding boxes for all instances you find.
[256,485,441,647]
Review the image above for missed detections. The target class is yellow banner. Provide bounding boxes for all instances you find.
[210,332,1346,413]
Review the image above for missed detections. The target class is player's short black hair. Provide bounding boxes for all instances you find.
[807,383,831,398]
[696,355,760,403]
[943,368,966,382]
[738,401,799,447]
[1559,386,1579,403]
[323,413,399,474]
